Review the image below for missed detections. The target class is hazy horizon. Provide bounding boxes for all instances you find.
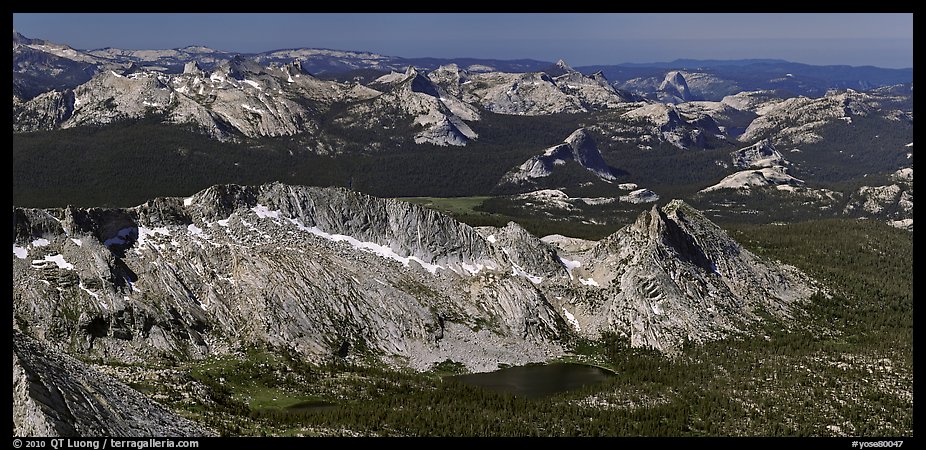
[12,13,914,69]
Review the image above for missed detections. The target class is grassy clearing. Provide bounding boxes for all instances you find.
[398,196,494,216]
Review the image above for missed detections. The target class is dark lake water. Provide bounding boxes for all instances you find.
[449,363,614,398]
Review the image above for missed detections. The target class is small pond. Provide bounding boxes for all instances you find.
[449,363,613,398]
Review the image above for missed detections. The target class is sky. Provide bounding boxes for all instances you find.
[12,13,914,68]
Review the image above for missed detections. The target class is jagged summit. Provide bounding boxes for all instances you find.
[13,30,37,45]
[539,58,574,77]
[13,182,572,376]
[589,70,609,84]
[580,199,813,350]
[500,128,617,186]
[12,180,817,439]
[361,65,480,146]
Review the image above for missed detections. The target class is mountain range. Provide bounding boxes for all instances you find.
[14,30,912,101]
[11,31,914,436]
[13,183,815,434]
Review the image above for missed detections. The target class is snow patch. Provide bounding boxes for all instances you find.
[241,104,264,114]
[559,256,581,280]
[511,262,543,284]
[79,280,106,309]
[110,70,124,78]
[13,245,28,259]
[252,204,282,220]
[282,217,444,274]
[33,254,75,270]
[562,308,581,331]
[579,277,599,287]
[460,262,486,276]
[187,223,209,239]
[137,227,171,247]
[101,226,169,250]
[241,80,262,90]
[183,197,194,206]
[32,238,50,247]
[104,228,135,247]
[486,235,497,244]
[71,238,83,246]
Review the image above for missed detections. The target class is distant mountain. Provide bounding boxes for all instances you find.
[581,60,912,100]
[15,32,912,104]
[612,58,792,69]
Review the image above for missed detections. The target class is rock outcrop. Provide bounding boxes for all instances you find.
[13,329,210,437]
[658,71,692,103]
[360,66,480,146]
[500,128,617,186]
[572,200,813,351]
[844,167,914,230]
[701,140,802,192]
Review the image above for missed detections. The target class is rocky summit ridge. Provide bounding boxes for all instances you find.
[13,183,814,365]
[13,183,815,434]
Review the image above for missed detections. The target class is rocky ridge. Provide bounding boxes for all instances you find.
[14,183,814,367]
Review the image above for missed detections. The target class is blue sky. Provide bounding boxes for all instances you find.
[12,13,913,68]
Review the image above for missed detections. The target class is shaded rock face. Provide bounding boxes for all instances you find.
[13,330,210,437]
[500,128,617,186]
[619,102,721,149]
[12,184,814,377]
[474,221,568,280]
